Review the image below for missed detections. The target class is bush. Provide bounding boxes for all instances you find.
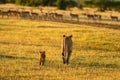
[16,0,42,6]
[56,0,67,10]
[78,4,83,10]
[7,0,15,3]
[66,0,77,8]
[0,0,7,4]
[48,0,57,6]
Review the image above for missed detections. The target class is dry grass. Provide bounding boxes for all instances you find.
[0,4,120,80]
[0,17,120,80]
[1,4,120,28]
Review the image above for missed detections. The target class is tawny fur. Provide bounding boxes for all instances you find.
[62,35,73,64]
[39,51,46,66]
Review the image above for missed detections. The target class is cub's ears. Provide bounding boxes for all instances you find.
[63,35,65,37]
[70,35,72,38]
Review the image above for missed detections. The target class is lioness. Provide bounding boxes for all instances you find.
[62,35,73,64]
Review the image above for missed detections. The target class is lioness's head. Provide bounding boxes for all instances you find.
[63,35,72,38]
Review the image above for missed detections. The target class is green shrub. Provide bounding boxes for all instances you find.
[56,0,67,10]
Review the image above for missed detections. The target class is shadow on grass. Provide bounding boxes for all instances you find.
[0,54,37,60]
[0,23,26,28]
[42,59,118,69]
[34,59,77,70]
[0,23,11,27]
[0,41,42,47]
[37,26,70,28]
[45,60,63,68]
[78,62,118,68]
[76,46,120,52]
[71,57,119,68]
[0,41,60,49]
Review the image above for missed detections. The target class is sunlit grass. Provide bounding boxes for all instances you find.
[0,18,120,80]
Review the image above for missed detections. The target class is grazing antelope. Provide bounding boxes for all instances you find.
[87,14,102,20]
[8,8,15,17]
[110,15,118,21]
[62,35,73,64]
[31,12,39,19]
[39,51,46,66]
[1,11,9,18]
[40,12,48,20]
[20,9,30,19]
[18,8,30,18]
[0,8,9,18]
[46,11,55,20]
[38,8,48,20]
[8,8,20,18]
[22,11,30,18]
[30,9,39,20]
[86,14,94,20]
[94,14,102,20]
[110,12,119,21]
[54,13,63,20]
[70,13,79,22]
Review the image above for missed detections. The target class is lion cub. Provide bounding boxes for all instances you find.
[39,51,46,66]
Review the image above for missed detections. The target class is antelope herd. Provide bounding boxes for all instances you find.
[70,13,79,22]
[86,14,102,20]
[0,8,119,22]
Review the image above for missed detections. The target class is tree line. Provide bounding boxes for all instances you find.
[0,0,120,12]
[84,0,120,12]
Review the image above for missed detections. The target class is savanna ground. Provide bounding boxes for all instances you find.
[0,4,120,80]
[0,17,120,80]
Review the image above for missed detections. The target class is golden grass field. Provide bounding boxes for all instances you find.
[0,17,120,80]
[0,4,120,80]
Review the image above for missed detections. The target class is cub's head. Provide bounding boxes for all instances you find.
[40,51,46,58]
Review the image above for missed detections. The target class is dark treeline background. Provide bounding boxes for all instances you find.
[0,0,120,11]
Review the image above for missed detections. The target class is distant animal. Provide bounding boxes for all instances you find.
[62,35,73,64]
[1,11,9,18]
[87,14,95,20]
[70,13,79,21]
[94,14,102,20]
[30,9,39,20]
[54,13,63,20]
[21,11,30,18]
[39,51,46,66]
[110,15,118,21]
